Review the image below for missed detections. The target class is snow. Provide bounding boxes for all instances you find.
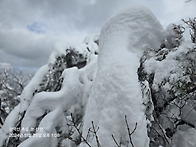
[79,54,98,108]
[141,80,154,122]
[20,67,83,133]
[165,23,184,48]
[181,102,196,128]
[144,41,195,91]
[3,5,194,147]
[172,125,196,147]
[18,107,67,147]
[19,65,49,113]
[18,47,98,146]
[83,33,99,56]
[48,40,88,66]
[81,6,164,147]
[0,32,99,146]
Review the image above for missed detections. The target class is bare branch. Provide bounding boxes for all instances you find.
[70,113,91,147]
[85,128,91,140]
[91,121,101,147]
[125,115,137,147]
[154,118,171,147]
[111,135,121,147]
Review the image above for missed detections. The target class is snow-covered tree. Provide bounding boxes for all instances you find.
[0,6,196,147]
[182,18,196,43]
[141,22,196,146]
[0,33,99,146]
[0,69,32,126]
[80,6,164,147]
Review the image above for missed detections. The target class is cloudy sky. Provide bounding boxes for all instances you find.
[0,0,195,71]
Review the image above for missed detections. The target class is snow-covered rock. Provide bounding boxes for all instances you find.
[172,125,196,147]
[81,6,164,147]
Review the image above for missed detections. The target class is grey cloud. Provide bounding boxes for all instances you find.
[0,29,52,58]
[0,28,55,68]
[0,0,145,33]
[0,0,194,70]
[0,48,49,69]
[0,0,160,69]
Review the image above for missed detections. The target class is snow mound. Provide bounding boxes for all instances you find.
[81,6,164,147]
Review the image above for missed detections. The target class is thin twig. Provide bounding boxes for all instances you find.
[111,134,121,147]
[152,126,167,143]
[125,115,137,147]
[70,113,91,147]
[86,128,91,140]
[67,136,81,145]
[154,118,171,147]
[91,121,101,147]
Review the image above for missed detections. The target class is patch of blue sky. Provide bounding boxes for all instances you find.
[27,22,46,34]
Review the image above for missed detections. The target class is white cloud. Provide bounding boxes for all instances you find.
[162,0,196,26]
